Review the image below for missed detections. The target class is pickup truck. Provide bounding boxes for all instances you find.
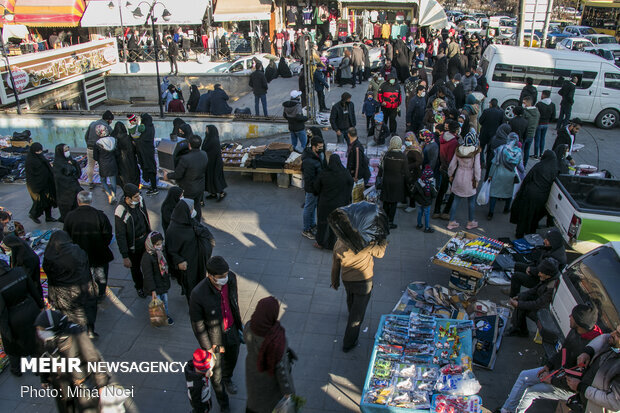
[546,175,620,253]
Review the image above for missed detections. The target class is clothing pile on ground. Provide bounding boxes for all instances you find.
[0,131,39,181]
[220,142,295,170]
[361,313,482,412]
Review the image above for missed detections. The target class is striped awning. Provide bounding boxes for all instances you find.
[0,0,16,14]
[11,0,86,27]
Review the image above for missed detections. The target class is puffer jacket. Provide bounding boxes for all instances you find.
[578,333,620,413]
[93,136,118,178]
[189,272,243,351]
[524,106,541,139]
[282,99,308,132]
[378,81,402,109]
[447,145,481,198]
[461,74,477,95]
[301,146,324,193]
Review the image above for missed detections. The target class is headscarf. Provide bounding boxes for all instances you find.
[432,98,445,111]
[327,154,346,172]
[30,142,43,154]
[95,124,109,138]
[112,121,128,137]
[404,132,422,153]
[420,165,434,196]
[554,144,570,174]
[490,123,512,151]
[388,136,402,152]
[496,132,522,170]
[250,296,286,376]
[419,129,435,144]
[144,231,168,276]
[463,128,479,147]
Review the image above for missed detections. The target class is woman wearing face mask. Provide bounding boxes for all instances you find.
[0,260,45,376]
[34,310,109,411]
[93,124,119,205]
[42,231,98,338]
[141,231,174,325]
[165,198,215,303]
[52,143,83,223]
[25,142,57,224]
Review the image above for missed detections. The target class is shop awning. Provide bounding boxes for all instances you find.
[0,0,15,14]
[11,0,85,27]
[418,0,448,29]
[213,0,271,22]
[80,0,208,27]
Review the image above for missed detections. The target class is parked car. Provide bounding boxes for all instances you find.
[545,25,572,48]
[325,43,383,70]
[457,20,484,36]
[586,48,620,66]
[537,242,620,368]
[563,25,597,37]
[511,31,541,47]
[556,37,595,51]
[206,53,280,74]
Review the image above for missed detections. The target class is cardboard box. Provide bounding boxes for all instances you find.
[276,173,290,188]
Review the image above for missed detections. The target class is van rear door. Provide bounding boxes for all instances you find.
[599,65,620,120]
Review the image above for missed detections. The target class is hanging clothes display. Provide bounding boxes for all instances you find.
[287,6,297,27]
[303,6,313,25]
[373,22,382,39]
[329,19,337,38]
[378,11,386,24]
[370,10,378,23]
[381,23,391,39]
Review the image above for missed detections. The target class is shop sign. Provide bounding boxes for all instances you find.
[6,69,29,92]
[1,39,118,98]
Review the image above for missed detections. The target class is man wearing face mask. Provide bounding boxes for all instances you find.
[447,73,465,110]
[567,324,620,413]
[164,135,208,221]
[0,260,45,376]
[190,256,243,413]
[378,73,402,134]
[406,85,427,135]
[115,183,151,298]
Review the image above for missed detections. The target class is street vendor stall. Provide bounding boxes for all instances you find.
[361,314,482,412]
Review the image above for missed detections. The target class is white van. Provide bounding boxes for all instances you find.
[481,45,620,129]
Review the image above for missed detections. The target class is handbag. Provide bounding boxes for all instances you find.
[149,297,167,327]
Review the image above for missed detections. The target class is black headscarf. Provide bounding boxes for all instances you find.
[52,143,74,172]
[554,144,570,175]
[526,149,559,194]
[160,186,184,232]
[42,230,91,287]
[170,198,193,227]
[112,121,128,137]
[187,85,200,112]
[278,57,292,78]
[202,125,221,152]
[327,154,346,172]
[489,123,512,151]
[25,142,54,195]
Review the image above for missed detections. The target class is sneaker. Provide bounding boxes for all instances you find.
[88,331,99,339]
[440,213,450,220]
[432,213,441,219]
[310,225,317,235]
[416,224,423,229]
[466,221,479,230]
[302,230,315,240]
[389,223,398,229]
[447,221,459,230]
[137,289,146,298]
[487,213,494,221]
[167,317,175,325]
[404,207,415,213]
[29,214,41,224]
[424,227,435,233]
[216,192,227,202]
[45,216,58,222]
[223,379,238,395]
[146,188,159,196]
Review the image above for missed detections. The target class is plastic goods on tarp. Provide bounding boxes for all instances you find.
[328,201,389,254]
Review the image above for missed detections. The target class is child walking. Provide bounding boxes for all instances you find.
[185,348,214,413]
[362,91,380,137]
[141,231,174,325]
[413,165,437,233]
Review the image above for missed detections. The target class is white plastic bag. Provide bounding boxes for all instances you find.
[476,180,491,206]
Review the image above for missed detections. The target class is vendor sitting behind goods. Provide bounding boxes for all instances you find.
[503,228,566,298]
[506,257,559,337]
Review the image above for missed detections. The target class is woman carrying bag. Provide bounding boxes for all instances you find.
[487,132,523,220]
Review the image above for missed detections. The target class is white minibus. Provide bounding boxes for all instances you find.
[481,45,620,129]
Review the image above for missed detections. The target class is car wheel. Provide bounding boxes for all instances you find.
[596,109,619,129]
[501,99,519,119]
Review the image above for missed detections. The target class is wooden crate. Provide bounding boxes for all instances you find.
[432,231,487,279]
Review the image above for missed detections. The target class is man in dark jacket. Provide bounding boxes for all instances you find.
[378,73,402,134]
[347,128,370,184]
[196,90,211,113]
[249,63,268,116]
[509,106,529,142]
[208,84,232,115]
[301,137,325,240]
[500,304,602,412]
[447,73,465,109]
[507,257,559,337]
[557,75,577,130]
[166,35,178,75]
[330,92,356,144]
[314,67,329,112]
[165,135,208,221]
[406,85,427,134]
[282,90,309,152]
[115,183,151,298]
[432,48,448,85]
[84,110,113,189]
[522,95,541,166]
[189,256,243,413]
[63,190,113,301]
[520,77,538,105]
[478,98,504,165]
[553,117,581,164]
[533,90,556,158]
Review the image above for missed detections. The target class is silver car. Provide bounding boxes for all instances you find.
[325,43,383,71]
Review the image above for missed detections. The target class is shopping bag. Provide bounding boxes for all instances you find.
[273,395,296,413]
[351,179,365,203]
[149,298,167,327]
[476,180,491,206]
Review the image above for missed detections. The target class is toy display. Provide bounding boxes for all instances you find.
[433,232,505,278]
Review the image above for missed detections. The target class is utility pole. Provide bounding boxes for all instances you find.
[541,0,554,48]
[517,0,526,46]
[303,35,316,124]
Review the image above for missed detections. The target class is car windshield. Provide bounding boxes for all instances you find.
[580,27,596,35]
[566,246,620,334]
[597,36,617,44]
[209,63,232,73]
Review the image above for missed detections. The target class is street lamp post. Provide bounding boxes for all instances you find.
[133,1,171,118]
[108,0,131,74]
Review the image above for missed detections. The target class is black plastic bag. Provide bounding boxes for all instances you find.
[328,201,389,253]
[12,130,31,141]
